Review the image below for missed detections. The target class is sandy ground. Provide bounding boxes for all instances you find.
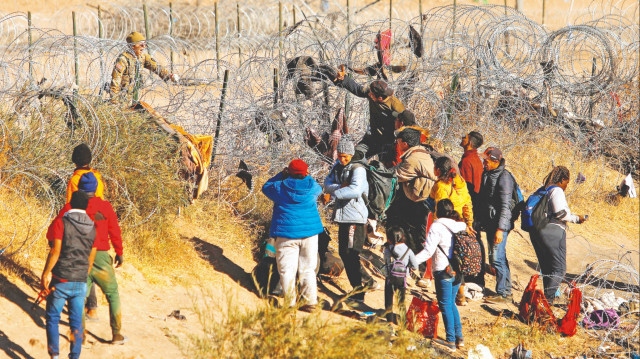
[1,206,636,358]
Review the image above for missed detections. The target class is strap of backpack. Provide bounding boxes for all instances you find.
[345,163,369,203]
[399,247,410,261]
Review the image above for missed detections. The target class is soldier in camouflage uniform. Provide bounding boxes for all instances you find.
[110,31,179,104]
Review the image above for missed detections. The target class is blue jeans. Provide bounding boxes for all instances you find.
[46,281,87,359]
[434,270,462,343]
[487,229,512,296]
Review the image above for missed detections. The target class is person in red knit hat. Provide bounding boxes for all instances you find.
[48,172,127,345]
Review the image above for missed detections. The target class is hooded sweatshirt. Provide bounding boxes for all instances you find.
[50,210,97,282]
[262,172,324,239]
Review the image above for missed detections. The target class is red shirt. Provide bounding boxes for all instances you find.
[459,149,483,194]
[47,197,123,255]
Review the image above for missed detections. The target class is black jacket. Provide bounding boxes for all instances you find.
[479,164,515,231]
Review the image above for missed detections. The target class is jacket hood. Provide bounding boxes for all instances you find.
[281,176,319,203]
[64,210,95,235]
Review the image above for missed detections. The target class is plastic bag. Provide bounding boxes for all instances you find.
[406,296,439,338]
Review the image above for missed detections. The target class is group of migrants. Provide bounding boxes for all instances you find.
[261,67,588,353]
[40,30,587,357]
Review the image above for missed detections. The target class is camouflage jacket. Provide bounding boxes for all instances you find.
[109,51,170,101]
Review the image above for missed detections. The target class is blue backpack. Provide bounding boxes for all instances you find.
[521,185,558,232]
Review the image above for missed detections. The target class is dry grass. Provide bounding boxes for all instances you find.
[185,291,443,359]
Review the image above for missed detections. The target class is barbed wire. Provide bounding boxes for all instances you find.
[0,2,638,355]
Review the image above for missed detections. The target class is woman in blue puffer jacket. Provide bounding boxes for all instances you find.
[323,138,378,303]
[262,159,323,310]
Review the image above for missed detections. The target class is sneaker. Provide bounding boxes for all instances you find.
[416,279,431,288]
[299,304,317,313]
[85,309,99,322]
[484,294,512,304]
[456,338,465,349]
[432,338,456,352]
[111,334,128,345]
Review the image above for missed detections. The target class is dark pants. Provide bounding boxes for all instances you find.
[529,224,566,302]
[384,277,406,324]
[338,223,372,300]
[386,190,430,273]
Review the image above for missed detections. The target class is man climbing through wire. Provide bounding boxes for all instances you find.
[332,67,406,167]
[109,31,179,104]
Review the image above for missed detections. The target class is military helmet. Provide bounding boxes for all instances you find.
[126,31,146,44]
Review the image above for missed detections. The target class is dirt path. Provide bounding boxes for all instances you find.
[1,216,636,358]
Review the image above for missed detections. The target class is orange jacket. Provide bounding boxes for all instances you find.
[66,167,105,203]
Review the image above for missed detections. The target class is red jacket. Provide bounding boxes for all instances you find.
[459,149,483,194]
[47,197,123,255]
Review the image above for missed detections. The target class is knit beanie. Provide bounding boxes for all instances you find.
[336,137,355,156]
[72,144,92,167]
[287,159,309,176]
[69,190,89,210]
[78,172,98,193]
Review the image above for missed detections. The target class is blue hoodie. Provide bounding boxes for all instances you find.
[262,172,324,239]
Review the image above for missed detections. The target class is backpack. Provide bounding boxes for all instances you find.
[500,170,525,222]
[531,186,559,232]
[581,309,620,330]
[440,227,482,277]
[388,247,411,279]
[349,160,397,221]
[521,185,558,232]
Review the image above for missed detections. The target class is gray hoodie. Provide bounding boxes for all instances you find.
[52,210,96,283]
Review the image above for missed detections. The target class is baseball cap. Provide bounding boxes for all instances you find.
[482,147,503,161]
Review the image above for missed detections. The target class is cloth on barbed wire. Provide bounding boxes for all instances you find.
[110,51,171,101]
[305,107,348,162]
[518,274,582,337]
[408,25,423,58]
[255,110,287,142]
[376,29,392,67]
[285,56,337,98]
[132,102,211,200]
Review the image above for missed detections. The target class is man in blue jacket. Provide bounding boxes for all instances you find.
[262,159,324,311]
[323,138,379,303]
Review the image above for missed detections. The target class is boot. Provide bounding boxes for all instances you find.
[456,284,468,306]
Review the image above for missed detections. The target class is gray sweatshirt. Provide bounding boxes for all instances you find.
[383,243,419,276]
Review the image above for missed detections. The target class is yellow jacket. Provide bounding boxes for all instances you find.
[66,167,105,203]
[429,175,473,227]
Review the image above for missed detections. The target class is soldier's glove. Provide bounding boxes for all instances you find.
[170,73,180,83]
[114,255,124,268]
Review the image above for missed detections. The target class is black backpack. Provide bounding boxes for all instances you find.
[349,160,398,221]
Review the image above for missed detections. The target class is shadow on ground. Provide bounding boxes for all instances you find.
[190,236,255,293]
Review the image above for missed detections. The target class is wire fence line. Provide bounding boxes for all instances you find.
[0,2,638,355]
